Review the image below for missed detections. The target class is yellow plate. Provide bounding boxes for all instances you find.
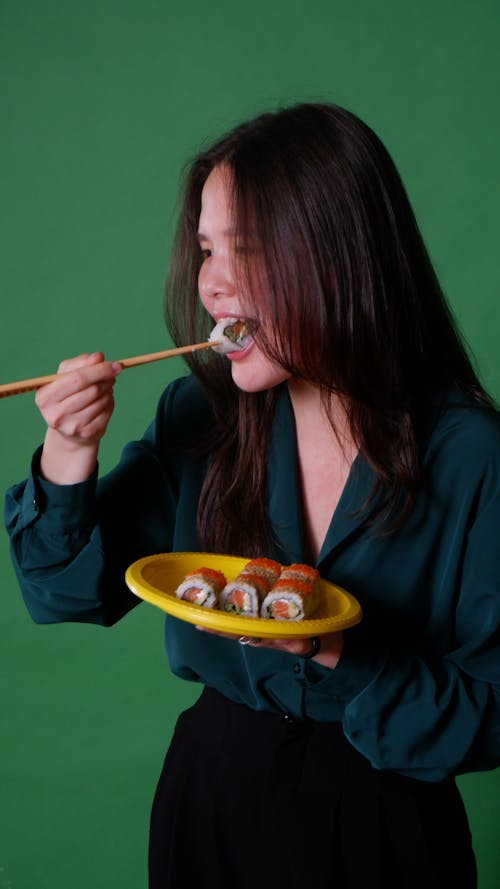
[125,552,362,639]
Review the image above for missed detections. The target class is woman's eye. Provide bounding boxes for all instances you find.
[201,248,212,259]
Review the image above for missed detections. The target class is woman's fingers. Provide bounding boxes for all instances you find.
[56,351,117,373]
[196,627,312,654]
[39,376,114,421]
[50,391,115,441]
[195,627,344,666]
[56,352,100,372]
[35,353,121,446]
[195,626,241,641]
[36,354,118,400]
[38,356,120,402]
[263,637,317,656]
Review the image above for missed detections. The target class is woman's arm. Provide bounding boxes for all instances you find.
[4,370,186,627]
[302,487,500,780]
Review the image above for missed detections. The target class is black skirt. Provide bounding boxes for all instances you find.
[149,687,476,889]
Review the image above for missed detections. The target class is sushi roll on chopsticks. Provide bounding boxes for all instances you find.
[261,563,320,620]
[175,567,226,608]
[209,317,255,354]
[221,557,281,616]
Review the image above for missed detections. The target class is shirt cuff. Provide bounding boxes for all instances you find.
[303,635,386,702]
[29,446,98,536]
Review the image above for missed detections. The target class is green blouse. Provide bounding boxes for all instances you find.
[5,376,500,782]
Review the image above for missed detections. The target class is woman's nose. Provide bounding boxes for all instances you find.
[199,254,235,302]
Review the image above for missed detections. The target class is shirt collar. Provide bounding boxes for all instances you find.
[266,384,386,568]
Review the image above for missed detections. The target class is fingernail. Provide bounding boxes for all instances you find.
[111,362,122,374]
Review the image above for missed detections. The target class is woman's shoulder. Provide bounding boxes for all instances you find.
[157,373,212,416]
[431,391,500,446]
[422,390,500,483]
[153,374,215,446]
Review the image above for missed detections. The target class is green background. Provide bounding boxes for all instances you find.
[1,1,498,886]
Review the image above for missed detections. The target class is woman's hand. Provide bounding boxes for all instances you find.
[196,626,344,669]
[36,352,122,484]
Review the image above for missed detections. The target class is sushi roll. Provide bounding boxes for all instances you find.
[220,558,281,616]
[175,567,226,608]
[221,573,269,616]
[209,317,255,354]
[261,564,320,620]
[279,564,320,585]
[240,557,282,585]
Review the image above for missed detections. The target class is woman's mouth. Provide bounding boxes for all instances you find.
[226,338,255,361]
[208,317,256,355]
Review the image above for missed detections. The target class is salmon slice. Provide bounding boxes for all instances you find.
[270,598,291,618]
[227,588,247,610]
[182,587,206,604]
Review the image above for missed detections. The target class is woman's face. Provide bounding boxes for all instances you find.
[197,165,290,393]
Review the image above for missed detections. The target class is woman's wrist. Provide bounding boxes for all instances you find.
[40,428,99,485]
[309,632,344,669]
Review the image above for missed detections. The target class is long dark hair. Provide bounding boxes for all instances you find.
[165,102,493,554]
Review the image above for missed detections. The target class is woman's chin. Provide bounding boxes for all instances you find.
[230,355,290,393]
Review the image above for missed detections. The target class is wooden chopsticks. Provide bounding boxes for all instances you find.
[0,340,219,399]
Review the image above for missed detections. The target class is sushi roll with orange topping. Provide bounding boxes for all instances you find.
[240,557,282,585]
[261,564,319,620]
[175,567,226,608]
[221,558,281,616]
[279,563,320,584]
[221,573,269,616]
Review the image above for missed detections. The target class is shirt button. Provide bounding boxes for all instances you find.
[293,663,302,674]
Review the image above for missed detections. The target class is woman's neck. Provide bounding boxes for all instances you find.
[287,379,354,441]
[287,379,358,562]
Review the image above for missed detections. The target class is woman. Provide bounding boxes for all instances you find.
[5,103,500,888]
